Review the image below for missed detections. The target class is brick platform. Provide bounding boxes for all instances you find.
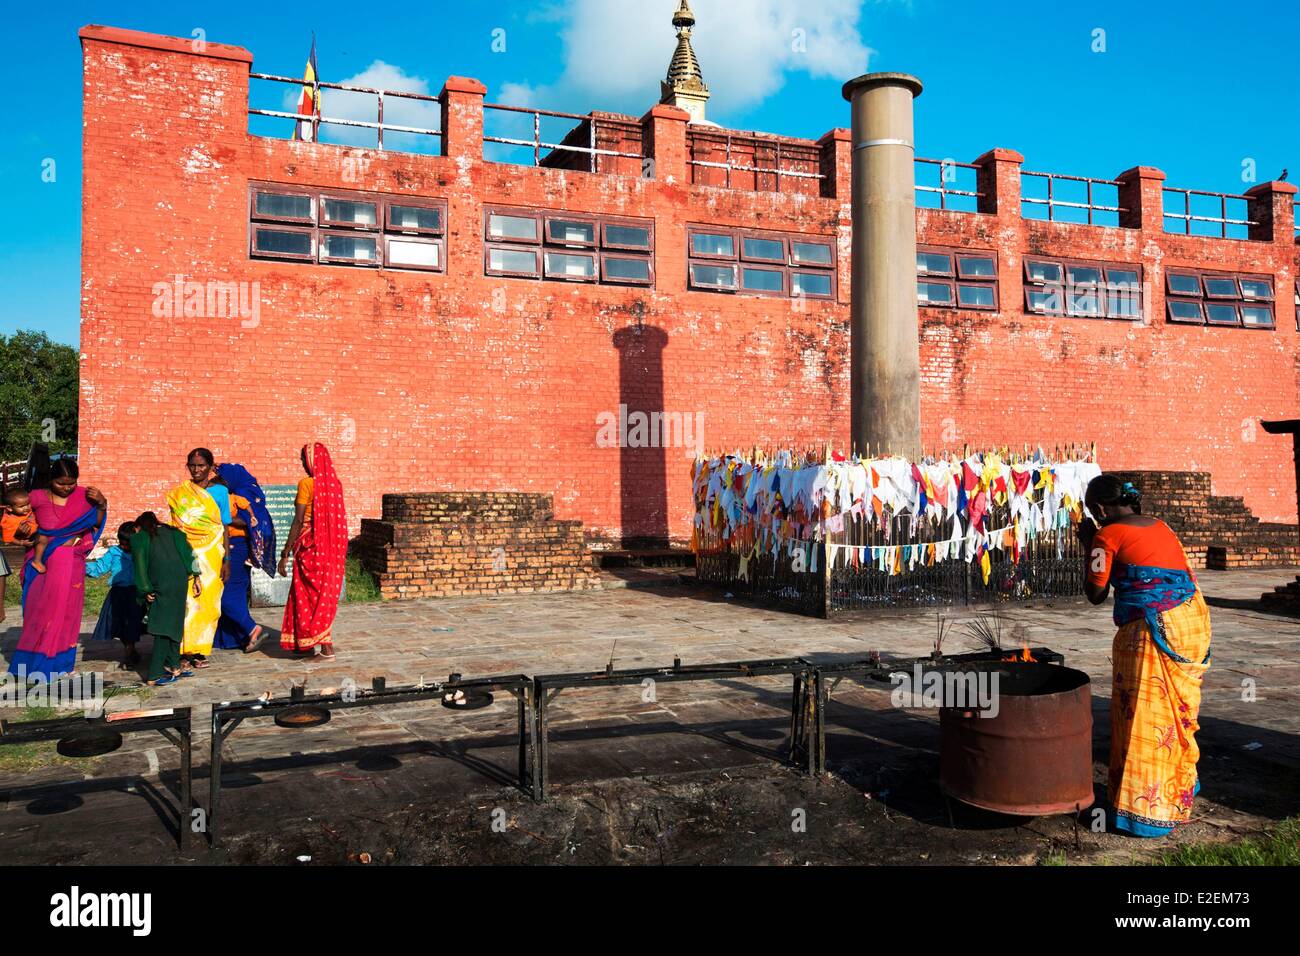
[354,492,600,600]
[1110,471,1300,569]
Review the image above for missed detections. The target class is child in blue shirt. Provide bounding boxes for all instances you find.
[87,521,145,668]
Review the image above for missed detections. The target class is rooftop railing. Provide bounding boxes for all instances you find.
[1162,187,1256,239]
[248,73,442,150]
[483,102,644,171]
[914,157,982,212]
[1021,171,1125,226]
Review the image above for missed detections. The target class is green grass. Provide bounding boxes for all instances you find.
[1154,817,1300,866]
[2,563,112,617]
[0,706,83,773]
[344,556,381,603]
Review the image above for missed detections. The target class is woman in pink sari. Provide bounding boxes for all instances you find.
[278,443,347,660]
[8,455,108,681]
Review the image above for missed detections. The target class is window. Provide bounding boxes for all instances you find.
[917,245,997,311]
[249,184,446,273]
[1163,268,1274,328]
[1024,256,1141,321]
[485,207,654,286]
[688,227,835,300]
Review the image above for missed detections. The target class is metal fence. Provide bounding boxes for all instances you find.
[1021,171,1125,226]
[915,157,983,212]
[1162,187,1256,238]
[483,103,644,171]
[248,72,443,150]
[696,505,1084,617]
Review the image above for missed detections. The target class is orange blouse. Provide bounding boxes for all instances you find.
[295,477,314,524]
[1087,519,1191,588]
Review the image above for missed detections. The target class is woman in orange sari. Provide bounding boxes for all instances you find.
[1079,475,1211,837]
[278,443,347,660]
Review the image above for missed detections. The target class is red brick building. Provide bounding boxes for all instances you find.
[78,23,1300,552]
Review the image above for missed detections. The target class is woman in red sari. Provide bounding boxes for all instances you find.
[278,443,347,660]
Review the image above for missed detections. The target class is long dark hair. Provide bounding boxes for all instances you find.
[1086,475,1142,515]
[135,511,163,537]
[24,443,78,492]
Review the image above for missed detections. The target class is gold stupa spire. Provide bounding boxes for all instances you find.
[660,0,710,123]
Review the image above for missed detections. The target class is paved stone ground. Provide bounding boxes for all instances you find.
[0,566,1297,864]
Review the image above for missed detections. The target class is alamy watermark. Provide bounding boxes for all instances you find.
[151,274,261,328]
[890,663,1001,718]
[1,668,105,710]
[595,404,704,457]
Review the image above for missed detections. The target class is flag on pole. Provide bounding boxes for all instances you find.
[292,36,320,141]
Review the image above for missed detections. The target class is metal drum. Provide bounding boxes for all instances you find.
[939,662,1094,816]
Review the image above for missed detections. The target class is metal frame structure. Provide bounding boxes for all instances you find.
[531,657,816,799]
[0,708,194,850]
[687,129,825,192]
[807,648,1064,774]
[207,675,532,846]
[483,103,644,172]
[248,73,443,150]
[914,157,983,211]
[1021,170,1125,225]
[1161,187,1256,238]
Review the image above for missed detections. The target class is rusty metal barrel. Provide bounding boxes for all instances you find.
[939,662,1093,815]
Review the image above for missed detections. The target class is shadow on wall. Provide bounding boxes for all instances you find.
[613,323,670,549]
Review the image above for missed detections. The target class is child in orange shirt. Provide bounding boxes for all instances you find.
[1,489,38,624]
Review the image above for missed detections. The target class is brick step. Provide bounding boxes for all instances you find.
[1206,544,1300,570]
[379,491,555,524]
[591,548,696,569]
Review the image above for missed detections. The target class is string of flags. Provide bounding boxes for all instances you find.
[691,447,1100,584]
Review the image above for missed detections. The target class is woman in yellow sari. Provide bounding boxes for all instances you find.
[1079,475,1211,837]
[166,448,228,668]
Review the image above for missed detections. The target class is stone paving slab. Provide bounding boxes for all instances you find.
[0,566,1297,861]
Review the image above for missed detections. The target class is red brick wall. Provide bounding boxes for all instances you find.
[79,26,1300,550]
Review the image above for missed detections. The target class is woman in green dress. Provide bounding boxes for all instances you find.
[131,511,198,686]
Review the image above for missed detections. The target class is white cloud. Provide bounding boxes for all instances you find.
[535,0,873,118]
[284,60,441,148]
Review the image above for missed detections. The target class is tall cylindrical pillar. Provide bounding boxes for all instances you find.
[842,72,923,460]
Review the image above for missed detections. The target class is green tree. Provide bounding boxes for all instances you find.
[0,331,79,463]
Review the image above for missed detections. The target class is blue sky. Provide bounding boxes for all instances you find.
[3,0,1297,347]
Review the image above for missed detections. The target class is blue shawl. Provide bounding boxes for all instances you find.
[1111,563,1206,664]
[216,463,277,576]
[22,502,107,607]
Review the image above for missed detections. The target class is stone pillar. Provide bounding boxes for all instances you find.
[1244,180,1298,243]
[973,147,1023,217]
[817,127,852,200]
[1115,166,1166,231]
[440,76,486,160]
[641,103,690,183]
[842,72,923,460]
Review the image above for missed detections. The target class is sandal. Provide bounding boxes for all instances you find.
[243,626,266,654]
[149,675,179,686]
[190,658,211,669]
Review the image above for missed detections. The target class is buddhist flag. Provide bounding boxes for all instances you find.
[292,36,320,141]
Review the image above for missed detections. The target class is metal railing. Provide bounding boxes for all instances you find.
[1162,187,1256,238]
[915,157,983,211]
[483,103,644,171]
[1021,171,1125,224]
[1,460,25,491]
[248,72,443,149]
[687,130,824,192]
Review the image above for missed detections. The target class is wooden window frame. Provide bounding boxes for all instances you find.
[1204,302,1240,326]
[484,243,542,278]
[1202,275,1241,299]
[318,230,381,267]
[543,249,599,283]
[688,228,739,261]
[1166,299,1205,324]
[1024,255,1141,321]
[920,245,997,311]
[1160,267,1277,329]
[544,215,599,249]
[1238,277,1274,301]
[482,206,654,286]
[250,223,315,262]
[790,239,835,268]
[1240,304,1275,328]
[485,208,542,244]
[250,187,314,225]
[601,253,654,286]
[602,217,654,252]
[739,264,787,297]
[319,193,381,231]
[688,261,737,291]
[688,224,836,301]
[740,234,788,265]
[250,182,446,273]
[385,200,446,237]
[384,236,444,273]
